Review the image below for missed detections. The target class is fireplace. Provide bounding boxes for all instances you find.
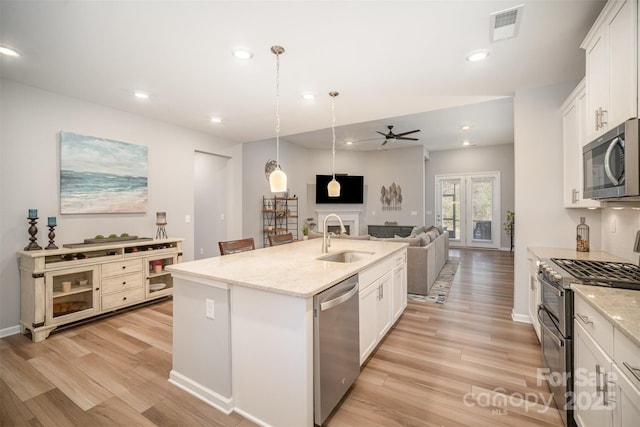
[327,225,350,235]
[316,210,362,236]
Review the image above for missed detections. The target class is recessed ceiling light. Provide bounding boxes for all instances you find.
[210,116,222,123]
[0,46,20,57]
[466,49,490,62]
[460,125,471,130]
[345,141,353,145]
[232,48,253,60]
[462,140,471,146]
[133,91,150,99]
[302,93,316,101]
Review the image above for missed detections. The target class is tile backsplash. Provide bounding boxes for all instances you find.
[601,208,640,263]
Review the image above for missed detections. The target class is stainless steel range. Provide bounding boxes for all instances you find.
[537,257,640,427]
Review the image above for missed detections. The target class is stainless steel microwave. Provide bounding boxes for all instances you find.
[583,118,639,199]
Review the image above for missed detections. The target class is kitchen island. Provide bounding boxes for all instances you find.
[165,238,408,427]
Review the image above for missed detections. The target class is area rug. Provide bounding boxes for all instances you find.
[407,256,460,304]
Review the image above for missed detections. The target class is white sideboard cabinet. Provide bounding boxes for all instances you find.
[19,237,182,342]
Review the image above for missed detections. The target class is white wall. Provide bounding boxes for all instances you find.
[513,82,602,320]
[425,144,515,249]
[242,142,426,242]
[0,80,242,331]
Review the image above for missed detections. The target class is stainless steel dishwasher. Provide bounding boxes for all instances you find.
[313,274,360,425]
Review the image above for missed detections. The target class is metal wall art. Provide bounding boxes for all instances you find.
[381,183,402,210]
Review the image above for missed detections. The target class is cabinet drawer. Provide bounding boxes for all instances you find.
[101,272,143,294]
[359,257,393,291]
[101,259,142,278]
[101,287,144,311]
[574,294,613,355]
[393,250,406,267]
[614,328,640,385]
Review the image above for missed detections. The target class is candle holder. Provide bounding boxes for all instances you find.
[155,211,168,239]
[45,225,58,250]
[25,218,43,251]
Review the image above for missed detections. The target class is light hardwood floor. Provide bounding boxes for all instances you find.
[1,248,562,426]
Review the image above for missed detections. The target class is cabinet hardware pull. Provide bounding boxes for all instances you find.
[602,371,609,406]
[623,362,640,383]
[595,109,600,130]
[123,297,127,301]
[600,108,608,126]
[122,266,126,269]
[576,313,593,325]
[95,287,100,291]
[122,281,126,285]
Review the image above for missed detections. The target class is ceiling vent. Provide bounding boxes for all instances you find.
[490,4,524,42]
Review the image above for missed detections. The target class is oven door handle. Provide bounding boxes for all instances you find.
[538,274,564,298]
[538,305,564,349]
[604,136,624,186]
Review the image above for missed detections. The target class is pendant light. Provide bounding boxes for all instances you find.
[269,45,287,193]
[327,91,341,197]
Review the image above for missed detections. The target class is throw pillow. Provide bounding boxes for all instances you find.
[417,232,431,247]
[336,234,371,240]
[427,229,439,241]
[434,225,444,234]
[409,225,427,237]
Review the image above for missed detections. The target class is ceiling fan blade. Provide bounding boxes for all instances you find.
[394,129,420,137]
[396,137,419,141]
[375,131,388,137]
[356,136,385,142]
[381,139,389,146]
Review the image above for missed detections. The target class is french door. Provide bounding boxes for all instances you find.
[435,172,500,249]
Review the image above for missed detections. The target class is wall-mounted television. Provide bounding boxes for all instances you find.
[315,175,364,204]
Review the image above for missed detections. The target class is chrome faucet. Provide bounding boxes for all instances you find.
[322,213,346,253]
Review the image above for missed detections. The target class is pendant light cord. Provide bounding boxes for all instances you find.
[275,51,281,166]
[331,95,336,179]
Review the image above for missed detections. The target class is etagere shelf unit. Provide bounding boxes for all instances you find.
[262,196,298,247]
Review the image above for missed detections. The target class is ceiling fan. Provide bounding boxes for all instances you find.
[375,125,421,145]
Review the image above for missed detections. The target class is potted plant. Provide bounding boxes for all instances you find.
[504,210,515,252]
[302,223,309,240]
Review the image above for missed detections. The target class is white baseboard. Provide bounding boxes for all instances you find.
[0,325,21,338]
[511,309,532,324]
[169,370,234,414]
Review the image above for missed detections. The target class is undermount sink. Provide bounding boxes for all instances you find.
[317,250,374,263]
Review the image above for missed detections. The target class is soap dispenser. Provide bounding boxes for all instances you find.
[576,217,589,252]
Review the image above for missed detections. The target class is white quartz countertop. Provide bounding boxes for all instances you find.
[528,246,633,263]
[166,238,407,298]
[571,284,640,347]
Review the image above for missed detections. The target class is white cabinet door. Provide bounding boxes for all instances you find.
[527,252,541,341]
[612,364,640,427]
[574,321,614,427]
[376,273,392,341]
[584,0,637,141]
[391,252,407,323]
[562,81,601,208]
[563,87,582,207]
[359,281,378,365]
[585,29,609,141]
[607,0,637,129]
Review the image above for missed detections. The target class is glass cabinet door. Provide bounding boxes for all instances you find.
[45,265,99,325]
[145,254,177,298]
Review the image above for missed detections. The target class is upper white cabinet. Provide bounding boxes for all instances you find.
[582,0,638,142]
[562,80,601,208]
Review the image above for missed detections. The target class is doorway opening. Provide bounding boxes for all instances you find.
[435,172,501,249]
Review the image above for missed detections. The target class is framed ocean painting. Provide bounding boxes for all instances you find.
[60,132,148,214]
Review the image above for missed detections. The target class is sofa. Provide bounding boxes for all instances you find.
[309,225,449,295]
